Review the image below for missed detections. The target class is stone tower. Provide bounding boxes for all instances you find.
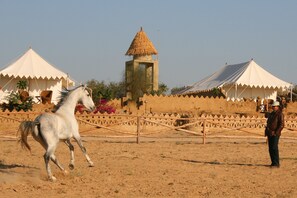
[125,27,159,100]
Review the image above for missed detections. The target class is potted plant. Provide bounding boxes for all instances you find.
[16,80,29,102]
[16,80,28,91]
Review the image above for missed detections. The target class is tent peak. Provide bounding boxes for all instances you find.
[0,48,73,83]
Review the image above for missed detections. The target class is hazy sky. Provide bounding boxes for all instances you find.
[0,0,296,89]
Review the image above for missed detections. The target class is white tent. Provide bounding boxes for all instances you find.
[180,60,292,101]
[0,48,74,104]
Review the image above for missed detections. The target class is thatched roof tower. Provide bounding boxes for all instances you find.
[125,27,158,58]
[124,27,159,101]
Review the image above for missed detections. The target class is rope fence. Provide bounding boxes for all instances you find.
[1,112,297,143]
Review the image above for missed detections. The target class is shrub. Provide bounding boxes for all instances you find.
[75,103,85,114]
[94,99,116,114]
[3,91,33,112]
[75,99,116,114]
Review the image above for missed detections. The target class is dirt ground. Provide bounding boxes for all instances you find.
[1,135,297,198]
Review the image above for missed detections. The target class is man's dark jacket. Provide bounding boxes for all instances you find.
[265,110,284,136]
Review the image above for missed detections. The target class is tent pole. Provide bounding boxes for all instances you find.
[1,77,14,90]
[237,85,248,99]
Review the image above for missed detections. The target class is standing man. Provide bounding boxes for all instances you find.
[265,101,284,168]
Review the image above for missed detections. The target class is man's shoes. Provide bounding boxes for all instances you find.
[270,164,280,168]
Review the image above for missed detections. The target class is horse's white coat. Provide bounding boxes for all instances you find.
[18,85,95,181]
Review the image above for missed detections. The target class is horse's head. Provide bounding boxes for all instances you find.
[79,85,95,112]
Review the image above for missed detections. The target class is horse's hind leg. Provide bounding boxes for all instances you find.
[64,140,75,170]
[44,143,62,182]
[74,137,94,167]
[33,133,57,181]
[35,135,67,178]
[44,151,56,182]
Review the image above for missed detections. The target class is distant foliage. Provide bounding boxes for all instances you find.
[75,104,85,114]
[149,82,169,96]
[86,79,125,102]
[170,86,187,95]
[2,91,33,112]
[75,99,116,114]
[93,99,116,114]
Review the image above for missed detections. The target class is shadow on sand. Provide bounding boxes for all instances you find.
[182,159,270,167]
[0,160,38,173]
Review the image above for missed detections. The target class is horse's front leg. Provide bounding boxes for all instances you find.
[74,137,94,167]
[64,140,75,170]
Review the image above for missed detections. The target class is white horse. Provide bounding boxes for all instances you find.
[18,85,95,181]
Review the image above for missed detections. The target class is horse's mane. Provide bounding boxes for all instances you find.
[52,85,83,113]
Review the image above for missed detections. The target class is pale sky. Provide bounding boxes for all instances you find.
[0,0,296,89]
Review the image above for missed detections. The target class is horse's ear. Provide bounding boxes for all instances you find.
[81,84,87,89]
[62,86,69,92]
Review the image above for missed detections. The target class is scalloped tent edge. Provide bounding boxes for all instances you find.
[0,48,75,104]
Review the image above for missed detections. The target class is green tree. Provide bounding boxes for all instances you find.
[170,86,187,95]
[86,79,125,104]
[150,82,169,95]
[126,65,147,101]
[125,66,169,100]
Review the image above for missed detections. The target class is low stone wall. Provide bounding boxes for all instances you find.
[286,102,297,115]
[118,95,258,115]
[114,94,297,116]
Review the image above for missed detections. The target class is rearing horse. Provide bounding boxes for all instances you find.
[18,85,95,181]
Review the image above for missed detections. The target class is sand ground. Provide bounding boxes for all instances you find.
[1,135,297,198]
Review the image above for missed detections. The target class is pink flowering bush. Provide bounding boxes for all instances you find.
[93,99,116,114]
[75,99,116,114]
[75,104,86,114]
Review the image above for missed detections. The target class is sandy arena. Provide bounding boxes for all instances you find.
[1,135,297,198]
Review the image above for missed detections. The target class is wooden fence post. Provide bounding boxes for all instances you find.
[137,116,140,144]
[203,119,206,144]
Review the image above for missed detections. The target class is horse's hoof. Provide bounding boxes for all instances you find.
[69,164,74,170]
[89,162,94,167]
[49,176,57,182]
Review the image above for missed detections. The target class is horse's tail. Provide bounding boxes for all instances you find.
[17,121,38,151]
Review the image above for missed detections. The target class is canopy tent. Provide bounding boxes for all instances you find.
[179,60,292,101]
[0,48,74,104]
